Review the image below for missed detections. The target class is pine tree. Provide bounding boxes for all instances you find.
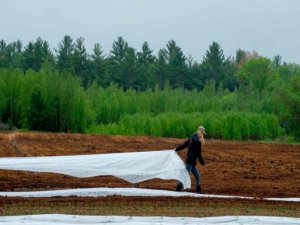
[91,43,106,85]
[73,37,89,87]
[154,49,167,90]
[185,60,204,90]
[136,41,155,90]
[55,35,74,73]
[0,40,7,68]
[123,47,137,89]
[109,36,129,87]
[110,36,128,65]
[164,40,187,89]
[0,40,23,69]
[273,54,282,67]
[23,38,54,72]
[201,41,237,91]
[201,42,225,87]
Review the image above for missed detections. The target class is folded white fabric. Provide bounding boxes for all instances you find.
[0,150,191,189]
[1,215,300,225]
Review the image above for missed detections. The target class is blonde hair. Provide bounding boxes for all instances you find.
[197,130,205,144]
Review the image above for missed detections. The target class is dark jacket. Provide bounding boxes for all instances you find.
[175,133,205,166]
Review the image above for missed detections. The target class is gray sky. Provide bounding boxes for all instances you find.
[2,0,300,63]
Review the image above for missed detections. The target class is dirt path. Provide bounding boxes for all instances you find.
[0,132,299,198]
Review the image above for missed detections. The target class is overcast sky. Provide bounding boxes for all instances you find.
[1,0,300,63]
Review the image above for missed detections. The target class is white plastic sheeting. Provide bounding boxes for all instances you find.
[0,187,249,199]
[0,150,191,189]
[0,215,300,225]
[1,187,299,202]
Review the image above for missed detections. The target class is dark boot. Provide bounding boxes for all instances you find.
[176,183,183,192]
[196,185,202,194]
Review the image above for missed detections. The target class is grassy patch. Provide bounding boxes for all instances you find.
[259,137,300,145]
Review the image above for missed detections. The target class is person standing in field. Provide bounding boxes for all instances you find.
[175,126,206,194]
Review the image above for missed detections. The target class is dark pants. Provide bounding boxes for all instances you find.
[177,163,201,190]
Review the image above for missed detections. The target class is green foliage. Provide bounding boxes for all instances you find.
[27,89,46,130]
[0,36,299,140]
[236,57,274,94]
[154,49,168,90]
[90,43,105,85]
[88,112,282,140]
[0,68,86,132]
[136,41,155,90]
[55,35,74,73]
[202,42,225,84]
[0,40,23,69]
[73,37,89,87]
[23,38,54,72]
[164,40,188,89]
[276,74,300,139]
[201,42,237,91]
[0,69,23,125]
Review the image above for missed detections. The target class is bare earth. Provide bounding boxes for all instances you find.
[0,132,299,217]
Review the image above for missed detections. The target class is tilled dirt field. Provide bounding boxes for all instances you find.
[0,132,300,217]
[0,132,299,197]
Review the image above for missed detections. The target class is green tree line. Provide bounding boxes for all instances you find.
[0,36,299,140]
[1,36,238,91]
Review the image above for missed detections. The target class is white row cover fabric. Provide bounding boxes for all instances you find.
[1,215,300,225]
[1,187,299,202]
[0,150,191,189]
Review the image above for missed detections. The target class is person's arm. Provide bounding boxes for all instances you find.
[198,142,205,166]
[175,139,189,152]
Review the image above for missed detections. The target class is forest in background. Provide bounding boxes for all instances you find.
[0,36,299,140]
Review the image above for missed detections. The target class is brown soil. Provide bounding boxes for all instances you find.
[0,132,299,198]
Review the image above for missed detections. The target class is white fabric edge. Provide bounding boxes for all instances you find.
[0,214,299,225]
[0,187,299,202]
